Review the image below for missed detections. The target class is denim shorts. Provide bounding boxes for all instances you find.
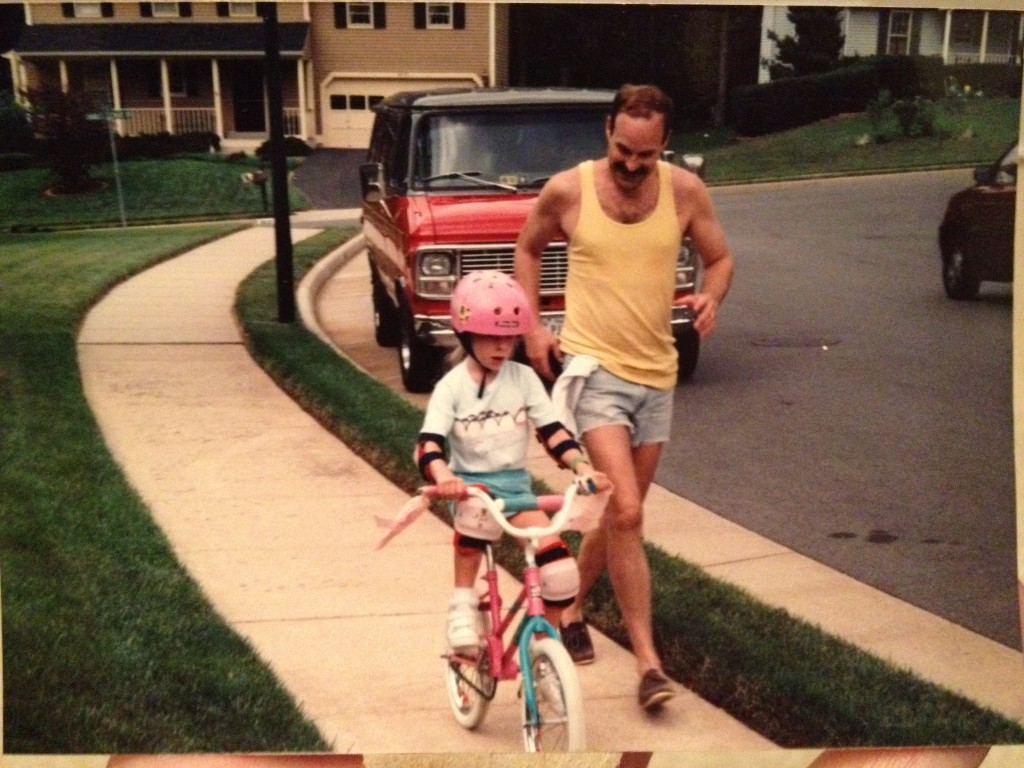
[568,357,674,446]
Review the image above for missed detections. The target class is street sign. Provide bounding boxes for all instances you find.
[85,109,131,121]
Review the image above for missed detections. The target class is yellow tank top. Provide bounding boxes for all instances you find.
[561,160,682,389]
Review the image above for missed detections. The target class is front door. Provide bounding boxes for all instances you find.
[230,63,265,132]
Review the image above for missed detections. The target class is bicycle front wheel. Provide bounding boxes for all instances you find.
[522,637,586,751]
[445,652,495,730]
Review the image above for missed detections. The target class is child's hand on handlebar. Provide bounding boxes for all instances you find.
[574,471,611,496]
[432,475,467,500]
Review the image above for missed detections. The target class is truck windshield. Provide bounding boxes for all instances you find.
[413,108,607,191]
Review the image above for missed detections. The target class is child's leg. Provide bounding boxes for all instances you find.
[510,510,580,629]
[447,535,486,651]
[453,545,483,589]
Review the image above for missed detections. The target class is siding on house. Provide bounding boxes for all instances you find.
[30,2,307,25]
[308,2,490,76]
[844,9,879,58]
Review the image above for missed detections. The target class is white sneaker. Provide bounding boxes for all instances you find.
[446,601,481,653]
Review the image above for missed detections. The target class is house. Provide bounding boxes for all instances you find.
[6,1,508,149]
[759,6,1024,83]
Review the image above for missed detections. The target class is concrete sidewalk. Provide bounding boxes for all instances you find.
[75,222,780,757]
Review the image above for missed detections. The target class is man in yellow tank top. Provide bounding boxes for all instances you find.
[515,83,734,710]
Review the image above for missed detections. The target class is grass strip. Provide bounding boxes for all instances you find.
[1,225,327,753]
[237,228,1024,748]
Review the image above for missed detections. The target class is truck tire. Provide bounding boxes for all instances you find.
[397,296,443,393]
[675,326,700,382]
[370,259,401,347]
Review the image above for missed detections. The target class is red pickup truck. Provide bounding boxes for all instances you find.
[359,87,701,392]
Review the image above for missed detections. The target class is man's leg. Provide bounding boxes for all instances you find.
[582,425,664,675]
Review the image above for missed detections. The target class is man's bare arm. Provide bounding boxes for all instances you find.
[675,173,734,337]
[514,173,574,380]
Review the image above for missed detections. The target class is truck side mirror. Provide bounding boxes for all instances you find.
[681,153,705,179]
[360,162,386,204]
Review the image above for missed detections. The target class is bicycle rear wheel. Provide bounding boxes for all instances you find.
[522,637,586,751]
[445,651,495,730]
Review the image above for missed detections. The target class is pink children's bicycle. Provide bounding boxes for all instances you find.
[379,481,604,751]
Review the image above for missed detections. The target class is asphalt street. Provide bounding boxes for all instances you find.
[664,170,1017,649]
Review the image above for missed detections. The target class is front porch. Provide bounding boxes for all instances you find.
[113,106,302,139]
[10,21,313,146]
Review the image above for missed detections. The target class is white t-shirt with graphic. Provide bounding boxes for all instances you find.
[421,360,562,475]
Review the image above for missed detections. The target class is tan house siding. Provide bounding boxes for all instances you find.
[309,2,490,76]
[492,3,510,87]
[29,2,307,25]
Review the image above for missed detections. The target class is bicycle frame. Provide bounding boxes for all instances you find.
[447,486,576,706]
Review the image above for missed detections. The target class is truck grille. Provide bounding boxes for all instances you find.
[458,244,568,296]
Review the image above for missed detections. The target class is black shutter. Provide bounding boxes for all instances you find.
[216,2,229,17]
[373,2,386,29]
[334,2,347,28]
[140,3,152,17]
[876,10,890,55]
[453,2,465,29]
[101,2,114,16]
[180,2,192,17]
[909,12,922,56]
[413,2,426,29]
[61,3,74,18]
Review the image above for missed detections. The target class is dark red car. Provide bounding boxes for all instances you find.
[938,143,1017,299]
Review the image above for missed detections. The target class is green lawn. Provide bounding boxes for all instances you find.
[1,226,327,753]
[0,154,309,230]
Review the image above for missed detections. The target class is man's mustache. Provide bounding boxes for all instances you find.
[611,162,650,181]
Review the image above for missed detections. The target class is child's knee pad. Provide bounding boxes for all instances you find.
[537,542,580,607]
[453,496,503,542]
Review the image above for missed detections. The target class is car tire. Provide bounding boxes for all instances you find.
[370,259,401,347]
[397,295,444,393]
[941,238,981,300]
[674,326,700,382]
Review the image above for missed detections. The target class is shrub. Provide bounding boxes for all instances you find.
[255,136,312,159]
[729,64,878,136]
[0,151,35,171]
[0,92,33,153]
[22,87,106,192]
[114,131,221,160]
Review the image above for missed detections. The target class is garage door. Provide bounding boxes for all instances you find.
[321,77,478,148]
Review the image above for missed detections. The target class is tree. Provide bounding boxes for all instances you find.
[767,7,845,77]
[23,87,106,193]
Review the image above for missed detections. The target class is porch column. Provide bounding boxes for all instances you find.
[59,59,69,92]
[6,53,20,102]
[109,59,125,134]
[942,10,952,64]
[211,59,224,138]
[979,11,990,63]
[160,58,174,134]
[17,58,28,105]
[296,59,308,138]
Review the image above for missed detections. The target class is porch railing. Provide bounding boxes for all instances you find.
[118,106,302,137]
[949,51,1018,65]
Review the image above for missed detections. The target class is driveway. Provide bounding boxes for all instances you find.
[293,148,365,209]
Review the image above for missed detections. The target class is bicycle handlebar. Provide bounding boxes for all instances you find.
[423,483,580,541]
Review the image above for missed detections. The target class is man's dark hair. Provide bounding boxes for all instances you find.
[609,84,674,140]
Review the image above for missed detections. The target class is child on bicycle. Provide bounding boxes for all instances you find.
[416,270,610,654]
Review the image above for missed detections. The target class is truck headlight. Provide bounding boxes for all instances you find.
[675,241,696,290]
[418,251,456,296]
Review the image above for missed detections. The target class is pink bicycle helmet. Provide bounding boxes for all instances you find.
[450,270,534,336]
